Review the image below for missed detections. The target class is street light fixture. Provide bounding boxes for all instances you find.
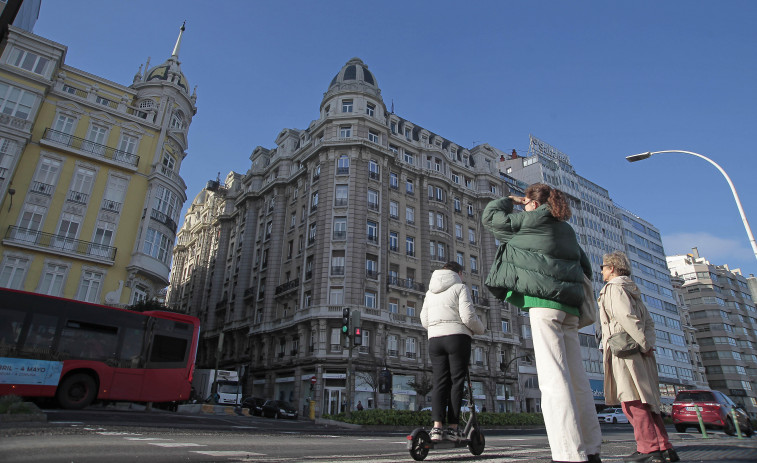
[626,150,757,262]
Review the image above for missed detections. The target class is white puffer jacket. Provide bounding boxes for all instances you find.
[421,269,486,339]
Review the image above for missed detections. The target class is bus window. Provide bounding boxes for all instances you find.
[59,321,118,361]
[148,335,188,364]
[119,327,144,368]
[0,308,25,354]
[21,314,58,358]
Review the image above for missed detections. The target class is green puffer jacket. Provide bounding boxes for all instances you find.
[482,197,591,307]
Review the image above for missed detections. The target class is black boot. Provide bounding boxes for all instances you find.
[662,449,679,463]
[588,454,602,463]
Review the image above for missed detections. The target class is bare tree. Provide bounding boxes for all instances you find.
[356,370,378,408]
[408,375,433,410]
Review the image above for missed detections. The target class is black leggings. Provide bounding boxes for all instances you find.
[429,334,471,425]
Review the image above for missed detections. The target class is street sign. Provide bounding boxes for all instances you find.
[310,375,317,384]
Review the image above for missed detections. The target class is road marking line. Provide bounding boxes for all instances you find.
[148,442,206,447]
[50,421,84,424]
[97,432,142,436]
[356,438,385,441]
[124,437,170,441]
[191,451,265,457]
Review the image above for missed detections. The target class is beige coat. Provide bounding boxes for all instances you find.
[598,276,662,413]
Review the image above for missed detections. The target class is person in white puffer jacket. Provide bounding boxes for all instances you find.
[421,261,486,442]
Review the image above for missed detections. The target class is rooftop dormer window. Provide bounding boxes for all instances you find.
[7,48,49,76]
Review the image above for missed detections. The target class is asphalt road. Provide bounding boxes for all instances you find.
[2,408,755,463]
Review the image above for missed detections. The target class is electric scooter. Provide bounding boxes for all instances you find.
[406,370,485,461]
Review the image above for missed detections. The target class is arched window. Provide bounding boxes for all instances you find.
[170,111,184,129]
[138,99,155,109]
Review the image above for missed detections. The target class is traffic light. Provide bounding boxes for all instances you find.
[351,311,361,346]
[353,327,362,346]
[341,308,350,348]
[379,369,392,394]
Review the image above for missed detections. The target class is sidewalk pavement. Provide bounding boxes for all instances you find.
[514,432,757,463]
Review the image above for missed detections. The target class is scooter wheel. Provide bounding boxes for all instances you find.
[409,430,431,461]
[468,428,485,456]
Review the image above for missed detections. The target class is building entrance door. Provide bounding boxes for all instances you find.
[324,388,342,415]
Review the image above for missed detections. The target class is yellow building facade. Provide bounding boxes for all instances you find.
[0,24,196,305]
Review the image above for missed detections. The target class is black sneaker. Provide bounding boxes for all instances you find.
[429,427,443,442]
[662,449,679,463]
[623,451,664,463]
[588,454,602,463]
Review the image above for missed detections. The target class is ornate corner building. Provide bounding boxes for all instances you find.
[0,24,197,305]
[168,58,525,415]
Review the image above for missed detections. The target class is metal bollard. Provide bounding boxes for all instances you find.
[695,404,709,438]
[731,407,744,439]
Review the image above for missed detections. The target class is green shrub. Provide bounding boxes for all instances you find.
[322,409,544,427]
[0,395,34,414]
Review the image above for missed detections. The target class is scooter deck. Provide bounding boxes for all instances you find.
[425,439,471,449]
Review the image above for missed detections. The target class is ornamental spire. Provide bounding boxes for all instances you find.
[171,21,186,58]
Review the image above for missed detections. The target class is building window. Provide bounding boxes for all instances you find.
[7,48,49,75]
[456,252,464,267]
[455,224,463,240]
[170,111,184,129]
[389,144,399,154]
[387,335,398,356]
[468,228,476,244]
[38,263,67,296]
[76,270,103,303]
[117,133,138,155]
[406,178,414,194]
[365,291,377,308]
[366,255,378,278]
[367,220,378,244]
[342,99,353,113]
[335,184,348,206]
[143,227,171,263]
[406,338,417,358]
[331,253,345,276]
[330,287,344,305]
[404,128,412,140]
[308,223,317,244]
[389,231,398,252]
[337,155,350,174]
[406,236,415,256]
[0,82,36,120]
[368,130,379,144]
[333,217,347,240]
[366,103,375,116]
[369,159,380,179]
[339,125,352,138]
[367,189,379,211]
[470,256,478,273]
[406,206,415,224]
[310,191,319,212]
[404,151,415,164]
[407,301,416,317]
[91,222,115,257]
[389,172,398,189]
[0,255,29,289]
[389,201,399,219]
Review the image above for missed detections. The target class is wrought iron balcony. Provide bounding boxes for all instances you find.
[387,276,425,292]
[43,128,140,167]
[275,278,299,295]
[67,190,89,204]
[150,208,177,233]
[5,226,116,260]
[333,230,346,240]
[101,199,122,213]
[30,181,53,195]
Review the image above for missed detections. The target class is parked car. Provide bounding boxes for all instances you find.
[603,409,629,424]
[261,399,299,419]
[671,389,753,436]
[241,396,266,416]
[596,407,623,422]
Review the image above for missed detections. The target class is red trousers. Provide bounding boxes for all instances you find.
[621,400,672,453]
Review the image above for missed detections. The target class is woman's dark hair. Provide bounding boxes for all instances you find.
[442,261,463,273]
[525,183,572,222]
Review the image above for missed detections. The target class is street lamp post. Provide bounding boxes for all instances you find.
[626,150,757,262]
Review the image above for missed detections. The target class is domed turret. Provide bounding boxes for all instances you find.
[321,57,382,110]
[143,22,190,94]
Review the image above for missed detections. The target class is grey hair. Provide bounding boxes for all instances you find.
[602,251,632,276]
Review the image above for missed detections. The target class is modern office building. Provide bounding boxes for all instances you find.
[0,24,197,305]
[0,0,41,32]
[498,136,623,405]
[168,57,527,416]
[667,249,757,419]
[618,210,708,407]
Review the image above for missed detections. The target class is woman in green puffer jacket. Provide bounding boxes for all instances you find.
[482,183,601,463]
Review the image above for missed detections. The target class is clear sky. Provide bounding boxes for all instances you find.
[33,0,757,278]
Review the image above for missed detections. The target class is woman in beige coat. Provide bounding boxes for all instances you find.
[598,251,677,463]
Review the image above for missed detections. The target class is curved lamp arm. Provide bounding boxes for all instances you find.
[627,150,757,262]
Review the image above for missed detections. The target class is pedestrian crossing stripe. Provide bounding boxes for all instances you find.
[191,451,265,457]
[124,437,170,441]
[148,442,205,447]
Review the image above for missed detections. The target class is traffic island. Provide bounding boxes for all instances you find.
[176,403,249,416]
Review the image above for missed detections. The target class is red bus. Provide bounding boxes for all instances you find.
[0,288,200,409]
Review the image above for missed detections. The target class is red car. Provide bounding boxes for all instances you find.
[671,390,753,436]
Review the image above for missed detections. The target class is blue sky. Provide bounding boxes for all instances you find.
[34,0,757,278]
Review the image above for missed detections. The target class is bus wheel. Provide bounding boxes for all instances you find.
[57,373,97,409]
